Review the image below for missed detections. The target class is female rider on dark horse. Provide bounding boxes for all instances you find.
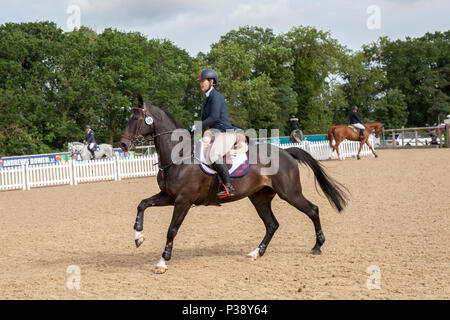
[120,76,349,274]
[188,69,238,198]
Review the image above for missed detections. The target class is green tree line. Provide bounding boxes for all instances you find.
[0,22,448,155]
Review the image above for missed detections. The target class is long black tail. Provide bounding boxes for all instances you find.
[285,147,349,212]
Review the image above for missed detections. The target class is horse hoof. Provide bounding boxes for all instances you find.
[135,236,145,248]
[375,154,378,158]
[154,266,168,274]
[134,230,145,248]
[310,249,322,255]
[246,248,260,261]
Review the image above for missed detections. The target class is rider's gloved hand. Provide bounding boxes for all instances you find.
[187,125,196,133]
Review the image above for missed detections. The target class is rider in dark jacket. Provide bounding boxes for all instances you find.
[189,69,236,198]
[289,113,303,143]
[84,125,96,159]
[349,107,365,140]
[200,88,235,132]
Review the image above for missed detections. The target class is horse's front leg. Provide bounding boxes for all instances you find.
[134,192,174,247]
[357,140,365,160]
[365,139,378,158]
[155,198,192,274]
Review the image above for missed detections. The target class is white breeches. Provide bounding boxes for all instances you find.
[208,132,237,163]
[351,123,365,130]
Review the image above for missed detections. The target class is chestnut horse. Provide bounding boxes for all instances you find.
[328,122,383,160]
[120,96,349,274]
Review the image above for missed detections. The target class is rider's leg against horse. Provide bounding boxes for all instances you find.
[359,129,364,140]
[89,143,95,159]
[209,132,237,198]
[212,161,235,198]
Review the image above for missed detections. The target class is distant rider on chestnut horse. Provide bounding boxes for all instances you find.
[350,106,365,140]
[328,107,381,160]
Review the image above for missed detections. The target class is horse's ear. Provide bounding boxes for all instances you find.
[137,95,144,108]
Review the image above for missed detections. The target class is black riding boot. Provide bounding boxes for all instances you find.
[359,129,364,140]
[212,162,235,198]
[90,149,95,159]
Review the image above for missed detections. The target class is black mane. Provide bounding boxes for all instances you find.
[161,108,184,129]
[147,103,184,129]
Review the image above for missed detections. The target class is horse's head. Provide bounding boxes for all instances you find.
[120,96,155,152]
[373,122,383,138]
[68,142,84,155]
[366,122,383,138]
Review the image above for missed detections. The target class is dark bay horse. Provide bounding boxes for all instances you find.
[328,122,383,160]
[120,97,348,274]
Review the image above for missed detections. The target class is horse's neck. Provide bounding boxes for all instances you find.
[153,125,179,168]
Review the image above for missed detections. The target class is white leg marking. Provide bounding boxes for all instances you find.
[155,257,168,273]
[247,247,260,261]
[134,230,144,240]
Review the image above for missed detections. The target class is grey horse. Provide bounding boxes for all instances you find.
[68,142,115,160]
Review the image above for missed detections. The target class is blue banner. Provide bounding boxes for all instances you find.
[0,153,73,168]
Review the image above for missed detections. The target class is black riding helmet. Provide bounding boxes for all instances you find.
[198,68,218,85]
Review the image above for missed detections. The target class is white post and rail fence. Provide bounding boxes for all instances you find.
[1,154,158,192]
[0,136,375,192]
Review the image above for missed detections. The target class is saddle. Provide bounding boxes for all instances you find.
[197,130,250,178]
[348,125,359,134]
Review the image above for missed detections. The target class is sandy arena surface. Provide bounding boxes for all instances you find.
[0,148,449,300]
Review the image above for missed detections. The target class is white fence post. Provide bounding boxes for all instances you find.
[115,156,121,181]
[25,164,30,190]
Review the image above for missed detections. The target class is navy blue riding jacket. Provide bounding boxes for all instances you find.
[201,88,235,132]
[350,111,363,125]
[85,129,96,145]
[290,119,300,132]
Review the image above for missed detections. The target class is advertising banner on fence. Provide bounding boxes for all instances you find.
[1,153,73,168]
[1,149,135,168]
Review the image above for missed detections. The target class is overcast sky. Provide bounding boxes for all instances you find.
[1,0,449,56]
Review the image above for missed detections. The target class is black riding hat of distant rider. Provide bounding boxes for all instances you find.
[198,68,218,85]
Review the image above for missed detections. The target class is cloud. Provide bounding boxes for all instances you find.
[71,0,208,28]
[0,0,448,56]
[228,0,295,27]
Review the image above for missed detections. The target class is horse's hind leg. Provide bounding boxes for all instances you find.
[247,187,279,260]
[280,192,325,255]
[134,192,174,248]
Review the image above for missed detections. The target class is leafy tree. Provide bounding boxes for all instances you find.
[281,26,345,133]
[373,89,409,128]
[374,32,450,126]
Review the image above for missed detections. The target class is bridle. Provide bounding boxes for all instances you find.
[121,107,175,147]
[121,104,194,174]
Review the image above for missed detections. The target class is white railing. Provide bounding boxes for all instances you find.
[0,165,26,191]
[73,158,117,184]
[117,153,159,180]
[0,137,375,192]
[26,162,72,189]
[0,155,159,191]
